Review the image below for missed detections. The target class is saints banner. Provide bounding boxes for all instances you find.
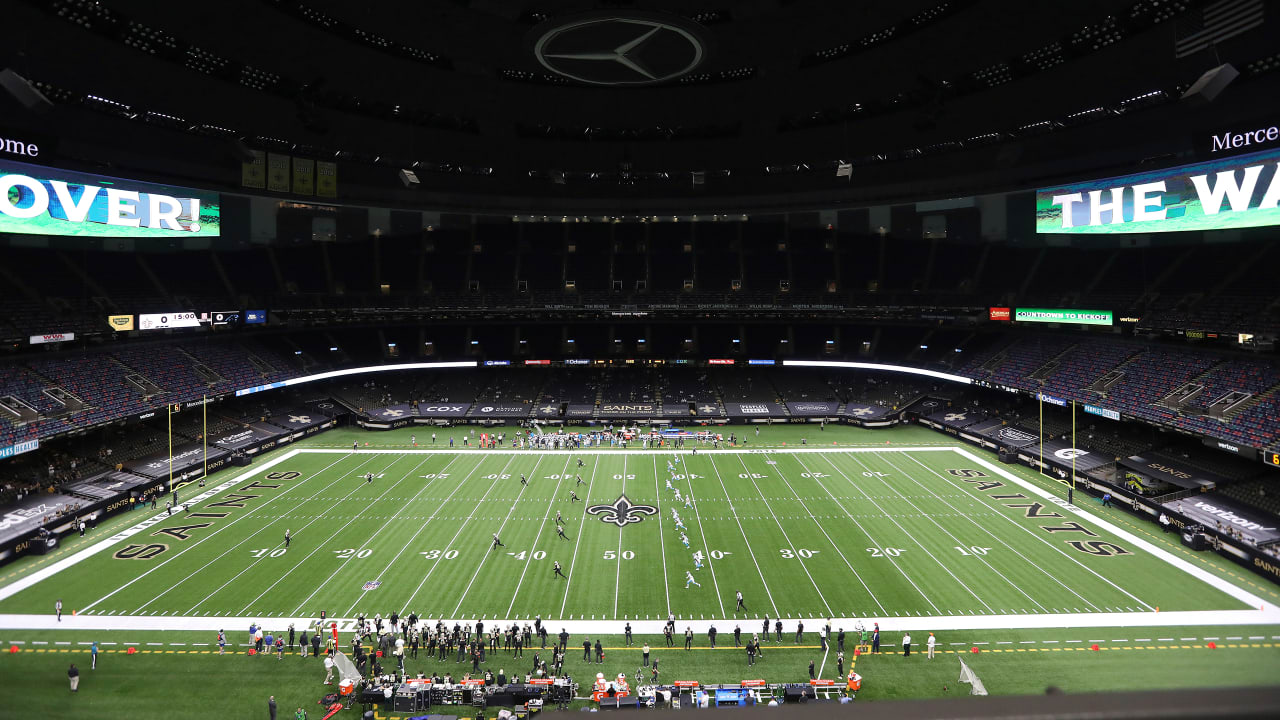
[292,157,315,196]
[241,150,265,189]
[267,153,291,193]
[317,160,337,198]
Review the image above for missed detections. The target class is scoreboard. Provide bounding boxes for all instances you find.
[1265,451,1280,468]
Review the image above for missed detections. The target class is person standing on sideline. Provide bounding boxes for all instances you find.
[927,632,936,659]
[582,638,592,662]
[311,632,321,658]
[56,599,62,622]
[808,660,815,680]
[708,625,717,649]
[68,663,80,692]
[289,624,296,651]
[795,621,804,644]
[624,623,633,646]
[300,629,309,658]
[837,651,844,678]
[218,630,226,655]
[295,708,307,720]
[595,639,603,664]
[837,628,846,653]
[902,633,912,657]
[268,695,277,720]
[352,441,358,453]
[323,654,336,684]
[746,639,756,666]
[79,519,86,537]
[91,642,98,669]
[642,643,651,666]
[819,627,827,651]
[734,624,742,648]
[735,590,746,613]
[871,625,880,654]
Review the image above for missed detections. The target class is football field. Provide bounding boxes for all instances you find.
[0,445,1263,628]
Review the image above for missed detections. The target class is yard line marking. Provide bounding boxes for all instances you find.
[682,453,725,618]
[889,453,1099,612]
[83,451,369,614]
[947,448,1163,612]
[270,454,437,615]
[175,453,411,615]
[558,457,602,617]
[781,453,887,615]
[344,454,476,615]
[503,457,573,617]
[729,454,832,617]
[400,455,521,615]
[700,454,777,618]
[613,455,627,619]
[828,454,993,613]
[650,455,671,618]
[450,456,547,617]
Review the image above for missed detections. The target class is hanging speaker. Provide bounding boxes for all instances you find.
[1180,63,1238,105]
[398,168,420,188]
[0,69,53,112]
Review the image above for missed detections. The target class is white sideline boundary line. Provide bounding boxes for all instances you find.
[3,446,1276,633]
[0,450,303,605]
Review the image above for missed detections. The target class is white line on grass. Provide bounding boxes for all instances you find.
[891,452,1103,611]
[786,455,938,613]
[826,454,995,613]
[942,449,1158,611]
[700,454,778,618]
[728,454,832,617]
[612,455,627,619]
[450,456,546,616]
[858,453,1049,612]
[952,445,1259,607]
[344,454,471,616]
[679,454,726,617]
[504,457,574,617]
[266,454,436,615]
[181,454,415,615]
[558,457,602,617]
[399,455,521,616]
[769,452,887,615]
[83,451,371,614]
[651,455,671,618]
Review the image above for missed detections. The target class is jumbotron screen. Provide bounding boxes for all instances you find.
[0,159,220,237]
[1036,146,1280,234]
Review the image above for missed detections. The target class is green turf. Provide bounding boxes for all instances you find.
[0,438,1248,620]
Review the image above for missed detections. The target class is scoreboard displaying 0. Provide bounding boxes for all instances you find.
[139,312,200,330]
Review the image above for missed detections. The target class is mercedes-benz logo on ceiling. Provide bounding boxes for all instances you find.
[532,13,707,87]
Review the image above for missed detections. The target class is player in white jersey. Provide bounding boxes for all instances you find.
[684,571,701,588]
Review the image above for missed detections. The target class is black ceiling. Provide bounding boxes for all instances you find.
[3,0,1278,211]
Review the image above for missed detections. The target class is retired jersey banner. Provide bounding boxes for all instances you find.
[292,157,315,196]
[267,153,291,193]
[241,150,266,189]
[316,161,338,198]
[1037,146,1280,234]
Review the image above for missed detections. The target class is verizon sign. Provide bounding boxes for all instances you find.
[30,332,74,344]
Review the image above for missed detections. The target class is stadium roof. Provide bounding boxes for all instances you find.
[5,0,1278,212]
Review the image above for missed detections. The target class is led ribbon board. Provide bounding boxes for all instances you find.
[0,159,219,237]
[1036,146,1280,234]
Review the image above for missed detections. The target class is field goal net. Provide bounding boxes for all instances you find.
[332,651,362,686]
[958,657,988,696]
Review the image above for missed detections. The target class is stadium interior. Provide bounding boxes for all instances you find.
[1,0,1279,718]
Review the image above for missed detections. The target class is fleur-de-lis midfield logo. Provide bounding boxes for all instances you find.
[586,495,658,527]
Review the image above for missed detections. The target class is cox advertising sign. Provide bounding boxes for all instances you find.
[0,159,220,237]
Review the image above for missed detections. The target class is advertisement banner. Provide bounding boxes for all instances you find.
[1036,393,1067,407]
[267,153,291,193]
[107,314,135,331]
[1163,495,1280,546]
[29,332,74,345]
[412,403,472,418]
[471,404,532,418]
[212,426,280,451]
[785,401,840,417]
[244,310,267,325]
[976,422,1039,449]
[1016,308,1113,326]
[0,439,39,460]
[989,307,1011,321]
[565,404,596,418]
[723,402,785,417]
[316,161,338,198]
[241,149,266,189]
[0,159,220,237]
[1083,404,1121,421]
[1037,146,1280,234]
[1201,436,1258,460]
[597,403,660,418]
[139,312,200,330]
[292,157,315,196]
